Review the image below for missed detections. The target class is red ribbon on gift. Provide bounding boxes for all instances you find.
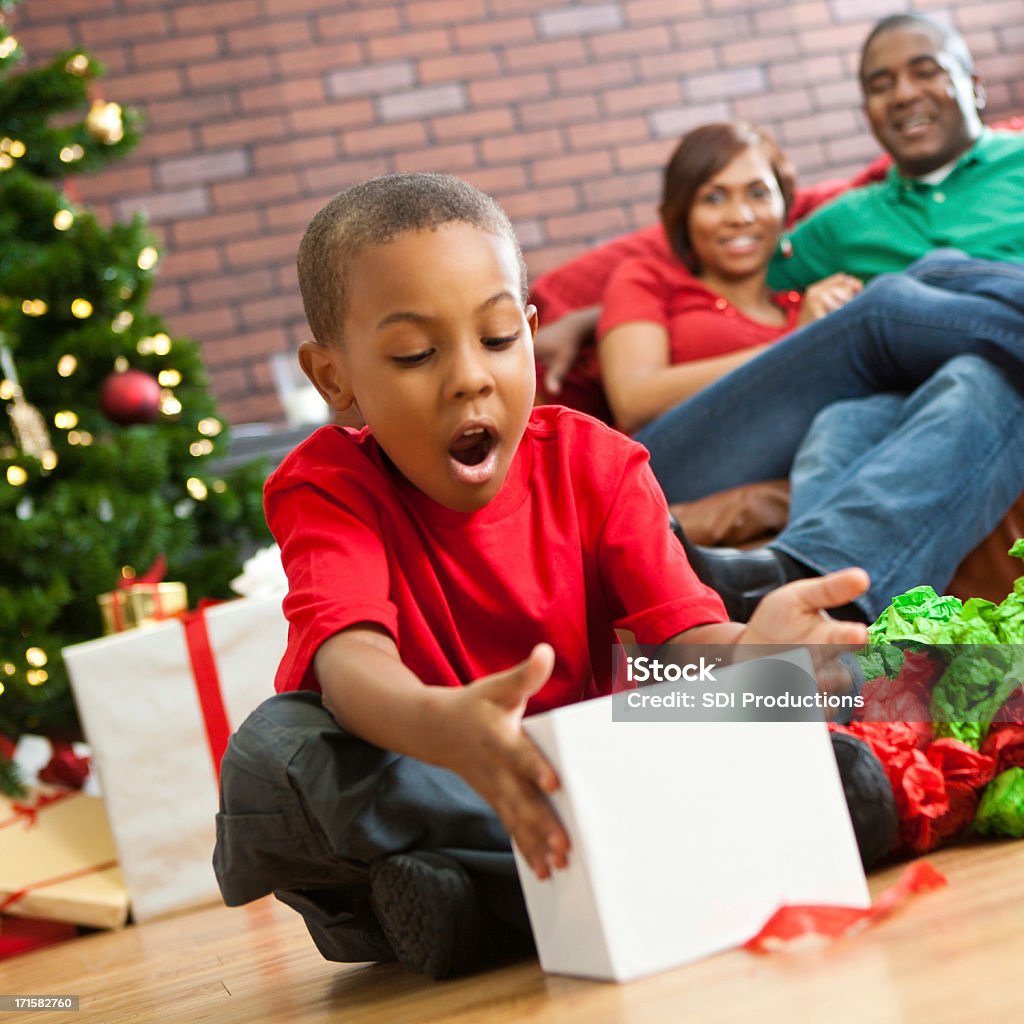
[0,790,75,830]
[181,601,231,781]
[109,555,169,632]
[0,860,119,914]
[118,554,167,589]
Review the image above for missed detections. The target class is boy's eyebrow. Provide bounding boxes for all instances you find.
[376,310,430,330]
[476,290,519,312]
[375,291,519,331]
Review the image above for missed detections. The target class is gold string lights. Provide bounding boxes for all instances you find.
[186,477,208,500]
[64,53,89,75]
[0,136,24,171]
[137,333,172,356]
[197,417,222,437]
[111,311,133,334]
[137,246,159,271]
[85,99,124,145]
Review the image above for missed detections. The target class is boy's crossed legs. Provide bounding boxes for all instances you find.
[213,691,531,979]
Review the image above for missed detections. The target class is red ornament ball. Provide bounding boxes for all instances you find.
[100,369,161,425]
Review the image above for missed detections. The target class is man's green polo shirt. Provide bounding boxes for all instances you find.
[767,130,1024,292]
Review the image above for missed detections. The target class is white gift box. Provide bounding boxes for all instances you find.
[514,650,870,982]
[63,595,287,922]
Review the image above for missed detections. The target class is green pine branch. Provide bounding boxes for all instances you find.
[0,10,271,744]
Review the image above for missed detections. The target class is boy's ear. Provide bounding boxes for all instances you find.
[525,303,539,338]
[297,340,357,413]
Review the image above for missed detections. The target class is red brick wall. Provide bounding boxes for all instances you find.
[11,0,1024,424]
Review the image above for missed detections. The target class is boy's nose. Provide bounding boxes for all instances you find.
[447,350,494,400]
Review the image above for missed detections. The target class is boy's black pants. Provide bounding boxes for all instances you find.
[213,691,527,963]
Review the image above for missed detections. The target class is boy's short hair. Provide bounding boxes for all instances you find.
[297,172,528,347]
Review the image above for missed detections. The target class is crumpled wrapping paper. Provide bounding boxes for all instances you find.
[229,543,287,599]
[974,767,1024,837]
[845,540,1024,851]
[744,861,947,953]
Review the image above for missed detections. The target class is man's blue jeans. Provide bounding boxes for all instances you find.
[634,252,1024,618]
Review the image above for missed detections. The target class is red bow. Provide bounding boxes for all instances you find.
[38,741,91,791]
[116,553,167,589]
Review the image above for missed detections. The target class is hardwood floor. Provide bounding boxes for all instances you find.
[5,840,1023,1024]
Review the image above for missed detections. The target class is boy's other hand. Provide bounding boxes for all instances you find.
[741,568,870,648]
[442,643,570,880]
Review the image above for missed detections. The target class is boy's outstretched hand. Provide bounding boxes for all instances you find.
[440,643,569,881]
[741,567,871,648]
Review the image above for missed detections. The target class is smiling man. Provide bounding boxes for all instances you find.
[860,17,983,177]
[767,13,1024,291]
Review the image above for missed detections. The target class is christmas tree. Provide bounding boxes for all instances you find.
[0,1,271,794]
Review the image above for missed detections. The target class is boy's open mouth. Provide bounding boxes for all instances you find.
[448,426,495,466]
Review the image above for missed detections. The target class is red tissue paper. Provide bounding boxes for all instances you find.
[0,915,78,961]
[745,861,947,953]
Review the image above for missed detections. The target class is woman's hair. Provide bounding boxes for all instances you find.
[659,122,795,270]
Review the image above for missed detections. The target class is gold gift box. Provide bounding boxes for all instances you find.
[97,582,188,634]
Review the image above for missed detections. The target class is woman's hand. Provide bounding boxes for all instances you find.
[797,273,863,326]
[533,306,599,398]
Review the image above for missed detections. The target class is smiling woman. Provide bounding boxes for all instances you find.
[595,123,861,436]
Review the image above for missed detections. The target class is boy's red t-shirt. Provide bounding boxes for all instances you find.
[265,406,727,714]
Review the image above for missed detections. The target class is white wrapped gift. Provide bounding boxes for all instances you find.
[63,594,287,922]
[513,649,870,982]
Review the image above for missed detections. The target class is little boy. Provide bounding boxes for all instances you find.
[213,172,889,980]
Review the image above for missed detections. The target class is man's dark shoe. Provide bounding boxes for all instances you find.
[670,518,791,621]
[369,850,488,980]
[830,732,899,871]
